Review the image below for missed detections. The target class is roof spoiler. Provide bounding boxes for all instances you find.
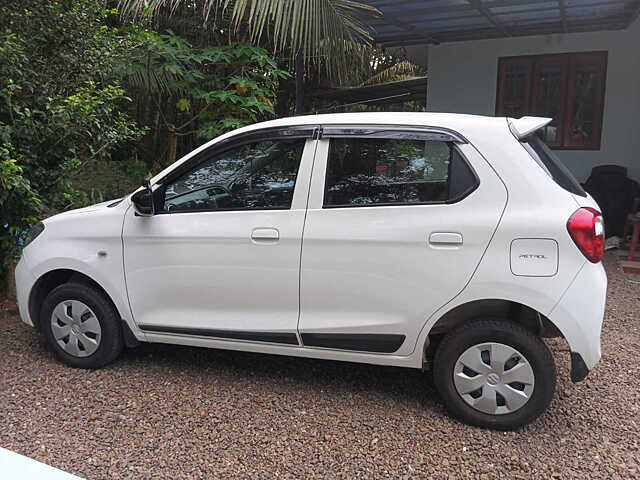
[507,116,552,139]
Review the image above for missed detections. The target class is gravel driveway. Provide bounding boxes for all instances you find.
[1,254,639,479]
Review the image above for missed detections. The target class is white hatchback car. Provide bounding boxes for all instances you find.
[16,113,607,430]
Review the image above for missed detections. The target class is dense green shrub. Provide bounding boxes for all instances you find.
[0,1,144,288]
[119,29,289,168]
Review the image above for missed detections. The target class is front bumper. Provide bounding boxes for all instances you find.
[15,254,36,327]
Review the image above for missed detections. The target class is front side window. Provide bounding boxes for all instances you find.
[162,138,306,212]
[323,138,476,207]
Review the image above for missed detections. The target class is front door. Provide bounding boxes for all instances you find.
[298,127,508,356]
[123,129,317,345]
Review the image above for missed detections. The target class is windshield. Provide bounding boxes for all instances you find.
[521,134,586,197]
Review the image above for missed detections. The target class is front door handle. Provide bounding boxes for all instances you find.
[429,232,463,247]
[251,228,280,243]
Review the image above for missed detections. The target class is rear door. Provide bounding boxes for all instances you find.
[298,126,508,356]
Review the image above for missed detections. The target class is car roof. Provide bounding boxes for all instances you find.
[239,111,507,133]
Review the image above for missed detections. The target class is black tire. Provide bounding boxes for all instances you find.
[433,319,556,430]
[40,283,123,369]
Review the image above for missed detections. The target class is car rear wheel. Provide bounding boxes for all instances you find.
[41,283,123,369]
[433,319,556,430]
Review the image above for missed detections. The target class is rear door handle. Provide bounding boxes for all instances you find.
[251,228,280,243]
[429,232,463,246]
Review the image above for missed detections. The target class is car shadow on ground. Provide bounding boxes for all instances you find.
[116,339,440,408]
[2,311,441,413]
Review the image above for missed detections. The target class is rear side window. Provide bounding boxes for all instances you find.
[323,138,477,207]
[521,135,586,197]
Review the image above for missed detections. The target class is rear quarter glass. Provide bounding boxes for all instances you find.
[521,135,587,197]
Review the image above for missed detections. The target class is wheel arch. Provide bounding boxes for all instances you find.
[29,268,141,348]
[29,270,114,327]
[422,298,564,366]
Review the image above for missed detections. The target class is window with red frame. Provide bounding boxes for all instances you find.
[496,52,607,150]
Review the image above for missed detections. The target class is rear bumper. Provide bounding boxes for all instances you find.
[570,352,589,382]
[548,261,607,379]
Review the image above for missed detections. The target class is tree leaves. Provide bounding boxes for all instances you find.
[176,98,191,111]
[0,0,146,287]
[118,0,381,81]
[118,28,285,161]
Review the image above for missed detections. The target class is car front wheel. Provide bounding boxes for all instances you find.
[40,282,123,369]
[433,319,556,430]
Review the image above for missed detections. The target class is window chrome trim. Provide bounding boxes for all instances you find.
[319,124,468,143]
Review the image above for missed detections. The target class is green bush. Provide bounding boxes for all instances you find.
[0,1,145,289]
[119,29,289,168]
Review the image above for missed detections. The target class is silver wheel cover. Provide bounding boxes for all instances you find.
[50,300,102,358]
[453,342,535,415]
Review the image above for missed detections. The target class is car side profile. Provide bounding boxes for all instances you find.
[15,112,607,430]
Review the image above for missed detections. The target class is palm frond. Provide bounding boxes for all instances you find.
[360,60,423,86]
[229,0,378,56]
[119,0,381,79]
[123,63,177,94]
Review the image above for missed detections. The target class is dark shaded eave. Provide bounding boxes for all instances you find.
[317,76,428,107]
[361,0,640,46]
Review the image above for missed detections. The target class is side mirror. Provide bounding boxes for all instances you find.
[131,177,155,216]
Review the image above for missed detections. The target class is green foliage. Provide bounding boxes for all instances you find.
[0,142,40,278]
[4,80,144,209]
[120,29,288,165]
[118,0,416,116]
[225,0,379,65]
[0,0,145,287]
[120,0,381,82]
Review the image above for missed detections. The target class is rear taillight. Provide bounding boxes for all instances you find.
[567,207,605,263]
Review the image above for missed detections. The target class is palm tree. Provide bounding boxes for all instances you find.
[118,0,381,113]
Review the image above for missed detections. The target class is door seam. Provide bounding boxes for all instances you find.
[296,133,321,343]
[120,202,148,341]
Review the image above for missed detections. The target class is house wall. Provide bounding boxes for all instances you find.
[426,18,640,183]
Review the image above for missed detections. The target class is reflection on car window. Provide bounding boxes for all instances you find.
[324,138,473,207]
[163,139,306,212]
[521,134,586,197]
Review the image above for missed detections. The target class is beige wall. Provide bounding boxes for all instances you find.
[425,19,640,183]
